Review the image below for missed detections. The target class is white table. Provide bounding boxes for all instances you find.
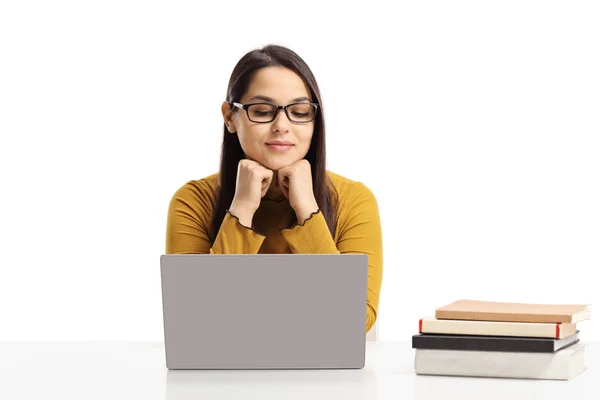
[0,341,598,399]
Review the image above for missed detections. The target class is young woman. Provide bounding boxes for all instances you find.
[165,44,383,333]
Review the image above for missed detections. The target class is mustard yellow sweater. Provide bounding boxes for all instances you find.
[165,170,383,333]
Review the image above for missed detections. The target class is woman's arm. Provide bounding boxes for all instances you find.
[165,181,267,254]
[279,182,383,333]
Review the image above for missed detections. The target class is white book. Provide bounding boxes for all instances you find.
[414,342,586,380]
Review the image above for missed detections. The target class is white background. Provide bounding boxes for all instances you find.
[1,1,598,342]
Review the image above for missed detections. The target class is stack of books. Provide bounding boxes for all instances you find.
[412,299,591,380]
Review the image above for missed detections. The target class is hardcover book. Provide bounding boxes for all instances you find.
[411,331,579,352]
[435,299,591,323]
[414,342,587,380]
[419,317,576,338]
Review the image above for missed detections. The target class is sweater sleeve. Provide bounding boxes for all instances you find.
[279,182,383,333]
[165,181,266,254]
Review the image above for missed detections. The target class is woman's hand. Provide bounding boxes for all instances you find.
[229,159,274,226]
[277,159,319,224]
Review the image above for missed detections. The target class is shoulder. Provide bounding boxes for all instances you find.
[326,170,378,204]
[169,172,219,209]
[325,171,380,235]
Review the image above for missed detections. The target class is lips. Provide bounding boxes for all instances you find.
[266,142,294,152]
[266,141,294,146]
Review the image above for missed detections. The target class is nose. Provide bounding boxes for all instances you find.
[271,107,291,133]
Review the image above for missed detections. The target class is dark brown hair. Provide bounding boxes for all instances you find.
[210,44,338,242]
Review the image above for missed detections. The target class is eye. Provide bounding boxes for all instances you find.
[249,104,276,115]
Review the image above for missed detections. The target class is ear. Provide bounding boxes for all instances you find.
[221,101,237,133]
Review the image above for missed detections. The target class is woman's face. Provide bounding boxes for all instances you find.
[222,66,315,171]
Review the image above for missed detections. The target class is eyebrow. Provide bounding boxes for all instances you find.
[249,95,311,103]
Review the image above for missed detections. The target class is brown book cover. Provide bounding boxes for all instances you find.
[435,299,591,323]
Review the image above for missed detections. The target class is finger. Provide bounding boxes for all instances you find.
[282,184,289,199]
[281,175,289,189]
[262,171,272,188]
[261,170,273,197]
[278,168,290,189]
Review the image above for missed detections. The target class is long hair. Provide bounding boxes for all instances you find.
[210,44,338,242]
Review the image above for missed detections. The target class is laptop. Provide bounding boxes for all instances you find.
[160,253,368,370]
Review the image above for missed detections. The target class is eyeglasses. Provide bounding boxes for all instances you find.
[232,102,318,123]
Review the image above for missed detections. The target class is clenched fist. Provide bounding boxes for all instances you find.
[228,158,320,228]
[230,159,274,216]
[275,159,319,224]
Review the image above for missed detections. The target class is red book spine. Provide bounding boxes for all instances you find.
[555,323,560,338]
[419,318,423,333]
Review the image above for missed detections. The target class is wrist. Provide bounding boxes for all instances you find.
[228,206,255,228]
[296,202,319,225]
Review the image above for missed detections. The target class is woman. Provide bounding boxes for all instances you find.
[165,44,383,333]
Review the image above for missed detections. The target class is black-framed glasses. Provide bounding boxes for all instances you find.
[232,102,318,123]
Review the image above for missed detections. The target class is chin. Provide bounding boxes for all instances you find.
[260,157,298,171]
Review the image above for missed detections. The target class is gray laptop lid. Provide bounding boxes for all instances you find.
[160,253,368,370]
